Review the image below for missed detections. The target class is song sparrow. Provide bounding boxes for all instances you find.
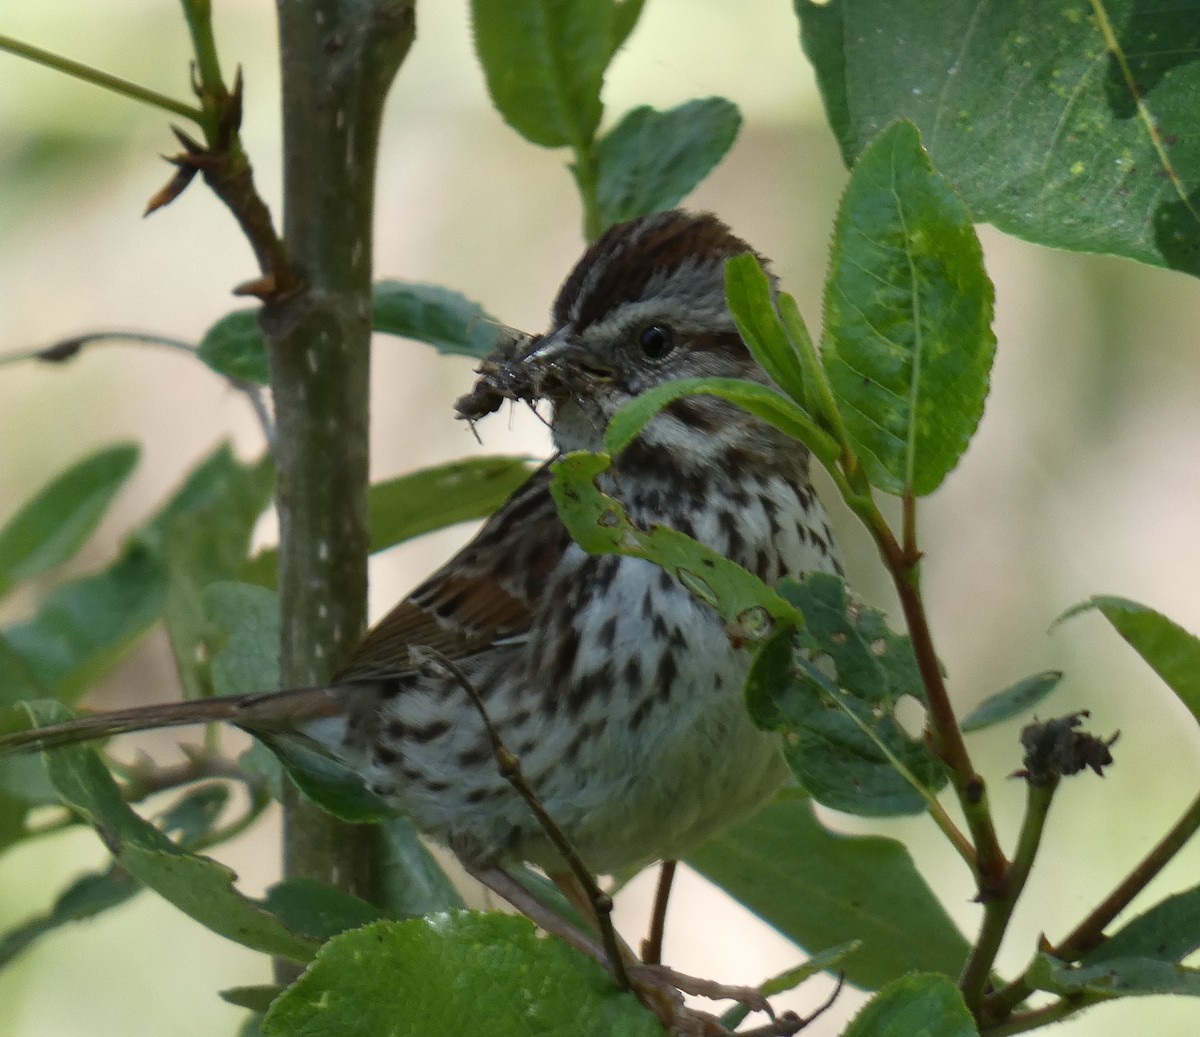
[2,208,841,917]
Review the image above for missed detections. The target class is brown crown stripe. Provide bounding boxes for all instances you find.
[553,211,761,331]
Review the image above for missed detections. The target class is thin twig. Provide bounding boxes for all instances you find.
[1,330,275,445]
[0,33,203,122]
[988,786,1200,1017]
[419,648,632,991]
[641,859,676,965]
[960,780,1058,1012]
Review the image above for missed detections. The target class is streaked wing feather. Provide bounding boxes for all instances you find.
[335,464,564,681]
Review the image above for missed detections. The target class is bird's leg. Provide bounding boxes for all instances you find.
[642,859,677,965]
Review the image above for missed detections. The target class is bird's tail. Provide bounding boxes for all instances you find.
[0,686,343,755]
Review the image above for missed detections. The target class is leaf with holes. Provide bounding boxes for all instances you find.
[746,571,947,816]
[823,119,995,496]
[550,451,801,634]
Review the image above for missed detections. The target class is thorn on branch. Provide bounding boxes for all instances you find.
[1014,711,1119,786]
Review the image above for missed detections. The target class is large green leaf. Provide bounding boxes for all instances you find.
[0,443,139,596]
[204,582,280,696]
[843,973,978,1037]
[470,0,611,149]
[798,0,1200,277]
[593,98,741,229]
[823,119,995,496]
[1058,596,1200,726]
[747,573,947,816]
[688,790,970,991]
[262,913,662,1037]
[12,699,318,962]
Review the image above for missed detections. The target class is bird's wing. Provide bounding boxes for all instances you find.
[334,462,569,680]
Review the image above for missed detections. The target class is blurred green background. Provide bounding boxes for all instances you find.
[1,2,1198,1034]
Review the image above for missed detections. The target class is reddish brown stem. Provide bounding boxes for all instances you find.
[872,514,1005,890]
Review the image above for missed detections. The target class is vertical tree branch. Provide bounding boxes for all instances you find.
[262,0,414,971]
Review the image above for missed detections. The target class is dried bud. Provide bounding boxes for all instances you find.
[1016,711,1119,786]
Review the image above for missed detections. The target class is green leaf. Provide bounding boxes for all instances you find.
[0,445,276,707]
[261,878,385,942]
[257,734,393,824]
[16,699,318,962]
[0,443,139,596]
[376,816,465,917]
[724,254,809,405]
[609,0,645,56]
[822,119,996,496]
[1029,953,1200,998]
[604,378,840,467]
[593,98,741,228]
[262,913,662,1037]
[688,790,970,991]
[747,573,947,816]
[960,671,1063,733]
[197,310,269,385]
[1,542,167,705]
[221,986,284,1012]
[371,281,504,359]
[204,582,280,696]
[0,863,142,969]
[159,453,275,701]
[243,455,535,589]
[797,0,1200,277]
[0,782,232,966]
[1085,885,1200,966]
[470,0,611,149]
[843,973,978,1037]
[367,456,535,553]
[1058,595,1200,726]
[550,451,801,631]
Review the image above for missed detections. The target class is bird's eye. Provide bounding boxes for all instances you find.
[638,324,675,361]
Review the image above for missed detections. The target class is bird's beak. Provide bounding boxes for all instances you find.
[522,326,614,384]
